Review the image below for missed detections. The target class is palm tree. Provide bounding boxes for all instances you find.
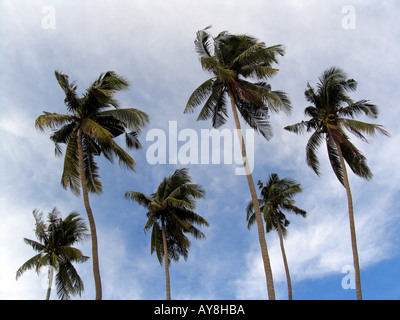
[35,71,149,299]
[125,168,208,300]
[16,208,89,300]
[246,173,306,300]
[284,66,389,299]
[184,26,291,299]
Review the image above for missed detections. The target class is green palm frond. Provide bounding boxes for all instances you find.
[338,100,379,119]
[16,253,45,279]
[184,78,216,114]
[305,130,324,176]
[54,71,80,112]
[195,25,213,57]
[56,260,85,300]
[340,142,373,180]
[99,108,149,132]
[35,112,74,132]
[341,118,390,141]
[61,133,81,195]
[327,143,345,185]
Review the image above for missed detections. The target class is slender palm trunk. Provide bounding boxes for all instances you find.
[229,93,275,300]
[276,216,292,300]
[161,219,171,300]
[77,129,102,300]
[45,266,54,300]
[335,141,362,300]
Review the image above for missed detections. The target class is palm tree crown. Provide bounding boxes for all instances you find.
[185,26,291,139]
[16,208,89,300]
[247,173,306,235]
[285,66,389,184]
[125,168,208,299]
[35,71,149,195]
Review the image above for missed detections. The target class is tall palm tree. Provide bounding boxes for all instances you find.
[125,168,208,300]
[35,71,149,299]
[284,66,389,299]
[246,173,306,300]
[16,208,89,300]
[184,26,291,299]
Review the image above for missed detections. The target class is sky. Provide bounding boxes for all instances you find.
[0,0,399,300]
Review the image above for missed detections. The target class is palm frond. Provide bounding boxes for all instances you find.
[284,121,308,135]
[16,253,45,279]
[125,191,154,208]
[54,71,80,112]
[185,78,216,114]
[195,25,213,57]
[341,118,390,140]
[338,100,379,119]
[35,112,74,132]
[81,118,113,143]
[327,143,345,185]
[23,238,46,252]
[60,133,81,196]
[306,130,324,175]
[341,142,373,180]
[99,108,149,132]
[50,122,77,157]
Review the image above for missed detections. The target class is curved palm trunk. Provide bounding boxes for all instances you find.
[45,266,54,300]
[77,129,102,300]
[335,141,362,300]
[276,216,292,300]
[229,94,275,300]
[161,219,171,300]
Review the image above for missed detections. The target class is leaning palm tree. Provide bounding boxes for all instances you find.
[184,26,291,299]
[35,71,149,299]
[16,208,89,300]
[246,173,306,300]
[125,168,208,300]
[284,66,389,299]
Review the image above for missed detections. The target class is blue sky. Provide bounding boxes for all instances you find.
[0,0,399,300]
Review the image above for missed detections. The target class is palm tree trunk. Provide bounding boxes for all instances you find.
[276,215,292,300]
[77,129,102,300]
[229,93,275,300]
[335,141,362,300]
[45,266,54,300]
[161,219,171,300]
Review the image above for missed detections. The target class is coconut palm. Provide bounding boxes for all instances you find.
[246,173,306,300]
[184,26,291,299]
[284,66,389,299]
[35,71,149,299]
[16,208,89,300]
[125,168,208,300]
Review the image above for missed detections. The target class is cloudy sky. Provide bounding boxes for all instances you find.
[1,0,399,300]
